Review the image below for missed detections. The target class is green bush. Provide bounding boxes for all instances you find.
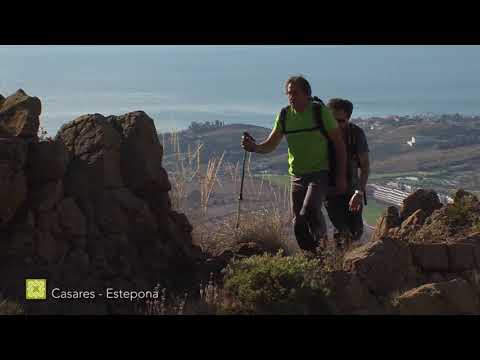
[447,192,479,226]
[221,251,332,315]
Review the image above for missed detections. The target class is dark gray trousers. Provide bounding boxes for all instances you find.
[290,171,329,252]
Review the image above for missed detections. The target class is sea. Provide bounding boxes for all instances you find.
[1,45,480,136]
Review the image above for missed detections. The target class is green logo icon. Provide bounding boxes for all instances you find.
[26,279,47,300]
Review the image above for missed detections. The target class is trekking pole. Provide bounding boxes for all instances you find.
[236,132,254,229]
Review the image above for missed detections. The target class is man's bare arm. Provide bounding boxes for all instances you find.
[242,127,283,154]
[327,127,348,192]
[357,152,370,191]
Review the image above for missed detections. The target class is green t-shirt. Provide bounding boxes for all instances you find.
[273,102,338,176]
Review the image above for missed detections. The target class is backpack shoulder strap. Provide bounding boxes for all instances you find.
[279,106,289,134]
[312,102,327,139]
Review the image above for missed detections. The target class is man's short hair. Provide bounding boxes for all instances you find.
[327,98,354,119]
[284,75,312,97]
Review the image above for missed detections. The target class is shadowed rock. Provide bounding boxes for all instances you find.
[400,189,442,222]
[395,278,480,315]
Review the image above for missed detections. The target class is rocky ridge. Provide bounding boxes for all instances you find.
[0,90,203,314]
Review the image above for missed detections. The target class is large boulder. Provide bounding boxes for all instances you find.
[323,270,382,314]
[0,97,203,314]
[0,138,28,227]
[56,197,87,238]
[112,111,170,196]
[447,243,476,273]
[94,188,158,235]
[395,278,480,315]
[57,114,124,199]
[0,89,41,139]
[26,140,69,184]
[372,206,400,241]
[29,180,64,212]
[35,231,68,265]
[410,243,449,272]
[343,236,419,297]
[400,189,442,222]
[402,209,428,228]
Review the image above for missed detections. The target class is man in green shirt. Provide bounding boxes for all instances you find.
[241,76,347,253]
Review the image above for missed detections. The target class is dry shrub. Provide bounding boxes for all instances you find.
[0,298,24,315]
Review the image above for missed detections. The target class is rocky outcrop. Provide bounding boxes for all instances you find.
[344,236,419,298]
[337,189,480,314]
[0,89,41,139]
[0,90,203,314]
[0,138,28,227]
[395,279,479,315]
[399,189,442,221]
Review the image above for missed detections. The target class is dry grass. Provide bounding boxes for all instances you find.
[162,132,294,254]
[200,151,225,214]
[202,206,294,256]
[138,278,228,315]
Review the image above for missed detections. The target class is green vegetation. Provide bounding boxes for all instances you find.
[257,174,290,187]
[363,199,387,226]
[446,192,479,227]
[222,251,331,314]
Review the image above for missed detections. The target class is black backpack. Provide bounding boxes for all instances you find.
[278,96,358,187]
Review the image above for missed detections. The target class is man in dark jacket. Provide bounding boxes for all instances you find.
[325,98,370,248]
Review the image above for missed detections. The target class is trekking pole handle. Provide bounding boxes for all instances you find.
[243,132,255,142]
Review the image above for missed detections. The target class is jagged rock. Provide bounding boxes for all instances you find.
[410,243,449,272]
[448,243,476,272]
[36,231,68,264]
[113,111,170,195]
[7,231,35,258]
[36,210,62,235]
[0,94,203,314]
[169,211,193,234]
[94,189,158,235]
[29,180,63,212]
[65,249,90,273]
[9,209,35,232]
[27,140,69,184]
[402,209,428,228]
[57,114,124,199]
[343,236,419,297]
[0,138,28,227]
[323,270,382,314]
[0,89,41,139]
[372,206,400,241]
[395,278,480,315]
[400,189,442,222]
[70,236,87,250]
[56,197,86,237]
